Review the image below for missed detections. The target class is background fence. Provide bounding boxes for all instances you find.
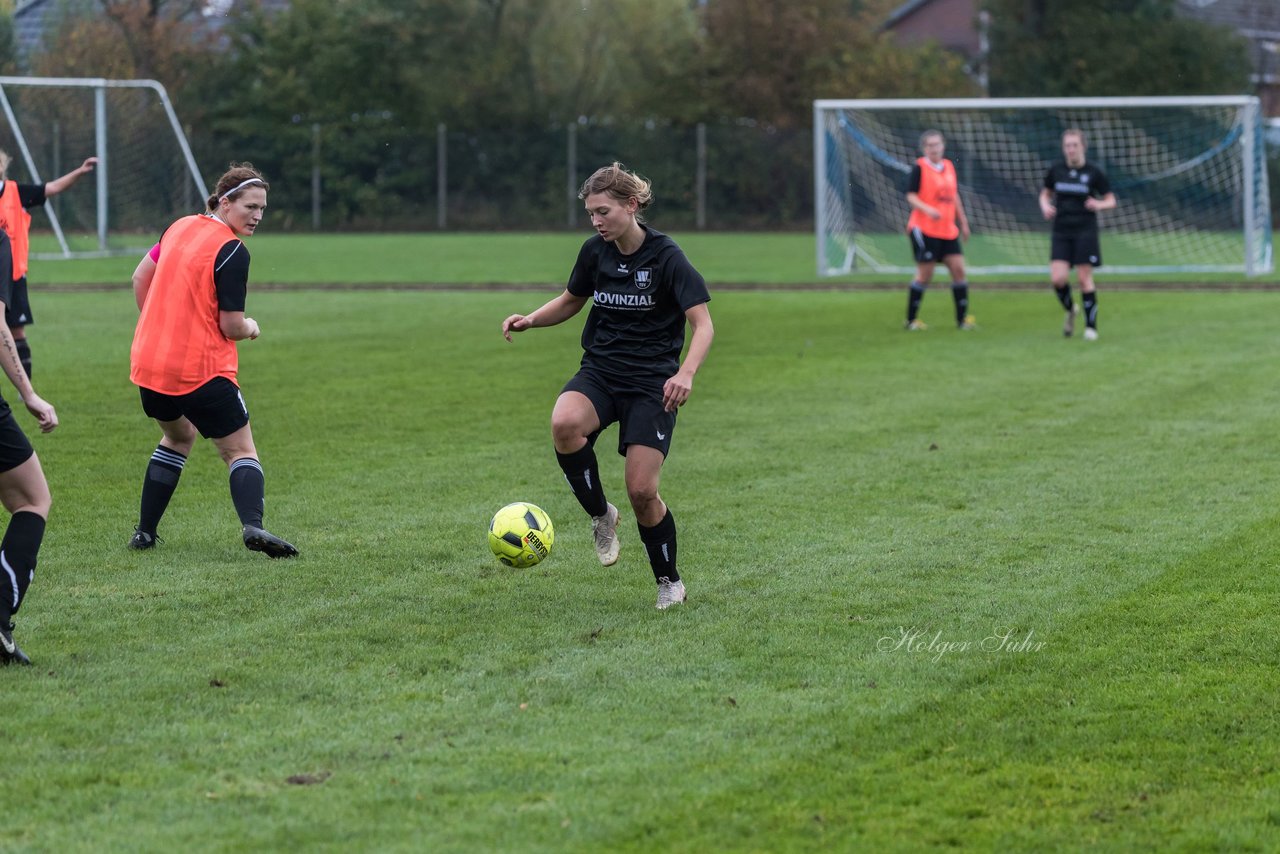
[191,118,814,233]
[1,102,1278,238]
[192,116,1280,236]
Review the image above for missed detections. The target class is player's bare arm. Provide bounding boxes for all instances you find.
[132,254,157,311]
[955,194,971,241]
[1085,192,1117,212]
[502,291,589,341]
[1039,188,1057,220]
[662,303,714,412]
[219,310,260,341]
[44,157,98,197]
[906,191,941,220]
[0,322,54,431]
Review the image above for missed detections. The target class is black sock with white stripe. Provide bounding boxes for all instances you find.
[1054,284,1074,311]
[229,457,266,528]
[907,282,926,323]
[556,444,608,518]
[638,509,678,583]
[138,445,187,535]
[1083,290,1098,329]
[952,282,969,325]
[0,511,44,618]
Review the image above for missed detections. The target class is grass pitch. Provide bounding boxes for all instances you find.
[29,231,1280,286]
[4,283,1280,851]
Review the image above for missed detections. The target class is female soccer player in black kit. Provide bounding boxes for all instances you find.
[502,162,714,610]
[0,231,59,666]
[1040,129,1116,340]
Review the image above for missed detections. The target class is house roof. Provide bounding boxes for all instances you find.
[883,0,935,31]
[12,0,291,61]
[1176,0,1280,36]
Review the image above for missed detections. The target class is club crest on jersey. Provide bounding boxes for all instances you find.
[634,268,653,290]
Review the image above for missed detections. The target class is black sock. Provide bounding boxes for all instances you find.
[14,338,30,378]
[951,282,969,325]
[907,282,926,322]
[138,445,186,535]
[555,444,608,518]
[1083,291,1098,328]
[0,511,45,618]
[229,457,265,528]
[1054,284,1074,312]
[638,509,678,583]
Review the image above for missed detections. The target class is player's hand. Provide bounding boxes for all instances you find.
[960,221,971,241]
[1042,204,1056,220]
[926,206,941,221]
[245,317,261,339]
[1084,198,1101,211]
[22,393,57,433]
[80,157,99,174]
[502,314,533,342]
[662,371,694,412]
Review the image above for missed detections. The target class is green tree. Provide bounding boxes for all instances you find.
[28,0,210,86]
[0,8,17,75]
[182,0,477,226]
[698,0,974,129]
[512,0,704,123]
[985,0,1253,96]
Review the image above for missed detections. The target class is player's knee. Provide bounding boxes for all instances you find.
[160,421,198,450]
[626,481,659,511]
[218,446,256,467]
[550,416,589,448]
[5,473,50,517]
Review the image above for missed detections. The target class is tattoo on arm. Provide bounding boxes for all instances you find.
[0,327,32,396]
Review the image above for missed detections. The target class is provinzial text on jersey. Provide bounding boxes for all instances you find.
[594,291,655,308]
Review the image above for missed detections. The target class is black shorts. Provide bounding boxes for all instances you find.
[139,376,249,439]
[909,228,962,264]
[562,368,676,458]
[0,398,34,473]
[1051,232,1102,268]
[5,277,33,328]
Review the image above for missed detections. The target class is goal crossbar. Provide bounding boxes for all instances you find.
[0,76,208,259]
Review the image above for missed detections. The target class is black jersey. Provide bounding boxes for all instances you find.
[0,182,47,210]
[566,225,710,382]
[1044,161,1111,235]
[212,239,250,312]
[0,231,12,307]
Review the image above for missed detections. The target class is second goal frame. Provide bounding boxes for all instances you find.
[814,96,1273,278]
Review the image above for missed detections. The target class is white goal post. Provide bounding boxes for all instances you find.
[814,96,1273,278]
[0,76,207,259]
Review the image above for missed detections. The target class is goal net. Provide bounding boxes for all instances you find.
[0,76,206,259]
[815,96,1273,277]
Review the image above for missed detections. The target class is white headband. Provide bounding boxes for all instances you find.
[219,177,264,202]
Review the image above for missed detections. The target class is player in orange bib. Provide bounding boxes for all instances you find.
[904,130,975,331]
[0,149,98,377]
[127,163,297,558]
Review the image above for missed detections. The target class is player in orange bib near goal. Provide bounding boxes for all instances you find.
[903,130,976,332]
